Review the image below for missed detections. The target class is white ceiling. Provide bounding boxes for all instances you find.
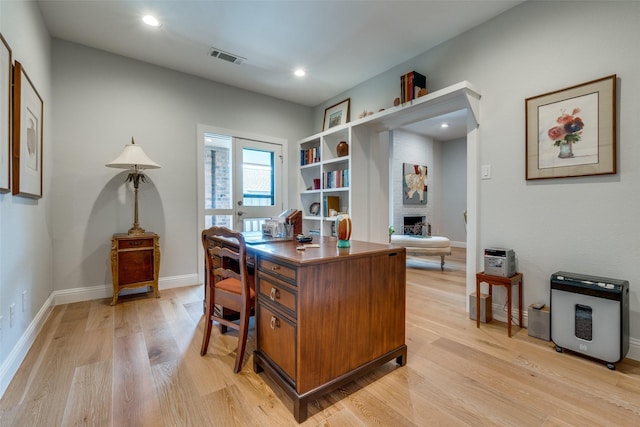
[36,1,523,140]
[37,0,522,108]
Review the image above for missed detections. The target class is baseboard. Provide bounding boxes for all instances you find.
[53,273,199,305]
[491,304,640,362]
[0,274,199,398]
[0,293,55,399]
[450,240,467,248]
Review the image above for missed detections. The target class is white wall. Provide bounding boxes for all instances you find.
[316,1,640,354]
[439,137,467,245]
[391,130,435,235]
[0,1,52,392]
[50,40,313,295]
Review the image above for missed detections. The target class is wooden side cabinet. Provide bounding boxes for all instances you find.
[110,232,161,305]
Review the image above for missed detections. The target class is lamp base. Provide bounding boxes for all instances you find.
[128,225,146,235]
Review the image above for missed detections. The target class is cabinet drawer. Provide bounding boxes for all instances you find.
[118,238,154,250]
[259,258,296,282]
[258,305,296,381]
[259,273,297,317]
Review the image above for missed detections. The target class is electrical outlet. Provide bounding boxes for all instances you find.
[22,291,27,312]
[10,303,15,328]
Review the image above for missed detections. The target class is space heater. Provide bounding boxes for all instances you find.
[550,271,629,369]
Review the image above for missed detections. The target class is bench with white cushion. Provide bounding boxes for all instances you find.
[390,235,451,271]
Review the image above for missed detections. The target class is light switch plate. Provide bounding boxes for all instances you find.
[481,164,491,180]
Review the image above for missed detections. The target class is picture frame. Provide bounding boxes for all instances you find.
[402,163,428,205]
[13,61,43,198]
[525,75,616,180]
[323,98,350,131]
[0,33,11,193]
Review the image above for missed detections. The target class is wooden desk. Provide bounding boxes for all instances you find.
[475,272,523,337]
[250,237,407,422]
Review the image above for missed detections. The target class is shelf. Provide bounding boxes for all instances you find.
[304,81,480,141]
[323,156,349,165]
[300,162,320,169]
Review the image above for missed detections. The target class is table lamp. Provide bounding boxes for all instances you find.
[106,137,160,235]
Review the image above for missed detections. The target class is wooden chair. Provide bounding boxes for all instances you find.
[200,226,255,373]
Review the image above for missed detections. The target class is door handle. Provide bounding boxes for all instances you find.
[237,210,246,217]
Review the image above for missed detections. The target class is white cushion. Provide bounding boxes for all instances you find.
[390,235,450,248]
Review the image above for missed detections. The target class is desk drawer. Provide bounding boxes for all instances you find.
[259,258,296,282]
[258,304,296,382]
[118,238,154,249]
[259,273,297,317]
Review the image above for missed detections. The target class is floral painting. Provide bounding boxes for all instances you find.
[537,93,599,169]
[525,75,616,180]
[403,163,427,205]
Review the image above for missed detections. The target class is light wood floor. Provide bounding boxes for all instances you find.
[2,247,640,426]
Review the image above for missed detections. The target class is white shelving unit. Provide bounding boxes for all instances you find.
[297,81,481,246]
[298,126,351,237]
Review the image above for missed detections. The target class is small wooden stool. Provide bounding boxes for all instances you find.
[475,272,523,337]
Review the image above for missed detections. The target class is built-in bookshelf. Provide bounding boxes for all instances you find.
[297,81,481,244]
[298,126,351,237]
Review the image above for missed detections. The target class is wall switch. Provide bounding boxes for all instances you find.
[22,291,27,312]
[481,165,492,180]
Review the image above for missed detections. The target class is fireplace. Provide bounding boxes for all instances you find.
[403,216,430,236]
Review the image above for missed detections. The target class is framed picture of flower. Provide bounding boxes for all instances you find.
[525,75,616,180]
[403,163,428,205]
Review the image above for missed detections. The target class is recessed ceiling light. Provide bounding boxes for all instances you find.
[294,69,306,77]
[142,15,160,27]
[441,123,449,128]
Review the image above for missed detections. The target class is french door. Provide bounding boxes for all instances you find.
[197,125,287,283]
[201,133,283,231]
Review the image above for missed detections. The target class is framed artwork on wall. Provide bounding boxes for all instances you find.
[403,163,428,205]
[0,33,11,193]
[525,75,616,180]
[13,60,43,198]
[323,98,350,131]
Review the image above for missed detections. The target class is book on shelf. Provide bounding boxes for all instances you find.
[300,147,320,166]
[324,195,340,217]
[322,169,349,189]
[400,71,426,103]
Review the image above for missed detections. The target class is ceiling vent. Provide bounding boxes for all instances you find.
[208,47,245,65]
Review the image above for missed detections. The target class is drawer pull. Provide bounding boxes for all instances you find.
[269,287,279,301]
[270,316,280,330]
[130,241,143,246]
[271,265,280,271]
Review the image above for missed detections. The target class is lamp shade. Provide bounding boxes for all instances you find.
[106,138,161,170]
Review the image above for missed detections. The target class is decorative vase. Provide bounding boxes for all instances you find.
[335,212,352,248]
[337,141,349,157]
[558,143,574,159]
